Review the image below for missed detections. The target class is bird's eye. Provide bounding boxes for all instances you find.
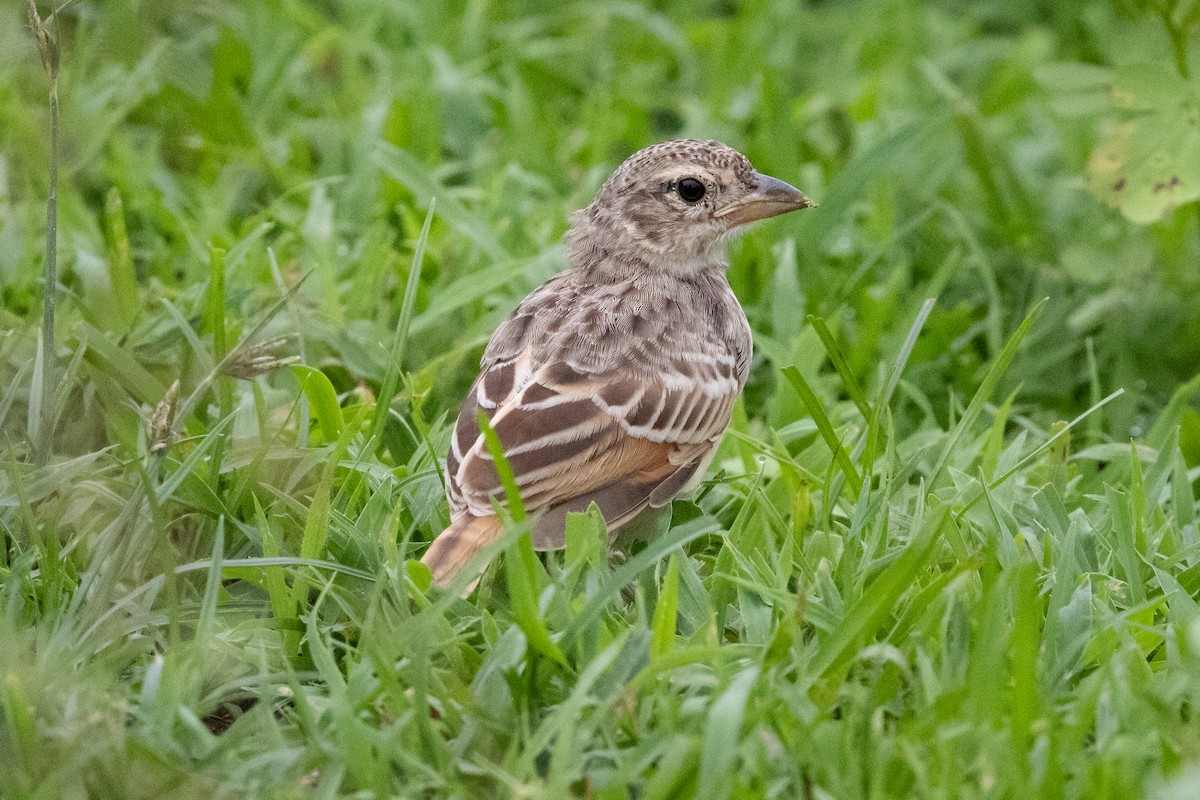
[677,178,706,203]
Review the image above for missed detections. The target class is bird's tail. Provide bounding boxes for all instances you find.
[420,515,504,588]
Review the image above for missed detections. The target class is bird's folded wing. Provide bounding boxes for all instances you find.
[446,347,739,545]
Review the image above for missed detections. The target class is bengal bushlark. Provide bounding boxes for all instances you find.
[422,139,812,586]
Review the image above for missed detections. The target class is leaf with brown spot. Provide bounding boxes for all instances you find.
[1086,62,1200,223]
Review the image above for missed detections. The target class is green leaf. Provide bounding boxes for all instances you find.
[650,554,680,659]
[808,315,872,420]
[810,497,946,681]
[375,143,511,260]
[929,298,1045,487]
[642,735,700,800]
[564,503,606,571]
[476,410,565,666]
[565,517,717,646]
[782,365,863,496]
[286,406,363,624]
[1087,63,1200,223]
[696,666,759,800]
[81,324,166,405]
[253,495,294,626]
[959,388,1124,517]
[368,201,434,448]
[103,188,138,332]
[290,364,344,442]
[1008,558,1041,752]
[196,517,225,641]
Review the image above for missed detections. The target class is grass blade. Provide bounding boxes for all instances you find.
[197,517,225,641]
[808,314,872,420]
[476,410,565,666]
[928,298,1046,486]
[782,366,863,496]
[369,201,435,447]
[809,494,945,681]
[957,388,1125,517]
[876,297,936,415]
[651,554,681,659]
[564,517,718,645]
[290,364,344,442]
[696,666,759,800]
[375,144,509,260]
[103,187,138,332]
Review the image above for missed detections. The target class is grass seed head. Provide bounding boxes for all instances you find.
[221,336,300,381]
[148,379,179,455]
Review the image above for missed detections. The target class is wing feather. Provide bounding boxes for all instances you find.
[443,271,750,542]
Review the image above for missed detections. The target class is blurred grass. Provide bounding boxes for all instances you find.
[2,0,1200,797]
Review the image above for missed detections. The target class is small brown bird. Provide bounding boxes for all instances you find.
[422,139,812,586]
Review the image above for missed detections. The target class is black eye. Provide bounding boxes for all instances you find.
[677,178,706,203]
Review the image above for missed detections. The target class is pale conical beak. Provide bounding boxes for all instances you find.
[714,172,813,226]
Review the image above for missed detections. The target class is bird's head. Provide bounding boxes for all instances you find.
[568,139,812,276]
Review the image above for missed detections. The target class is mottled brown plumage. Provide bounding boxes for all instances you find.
[422,139,812,587]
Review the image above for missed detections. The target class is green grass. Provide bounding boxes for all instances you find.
[3,0,1200,797]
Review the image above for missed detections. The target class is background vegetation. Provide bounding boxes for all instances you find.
[2,0,1200,797]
